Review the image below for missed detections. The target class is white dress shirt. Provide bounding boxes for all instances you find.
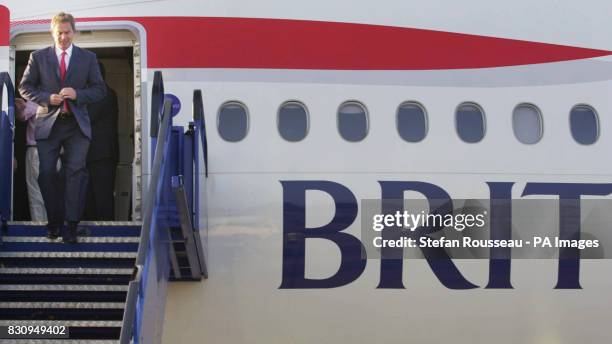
[55,44,73,71]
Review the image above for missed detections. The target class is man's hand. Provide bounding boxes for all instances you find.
[59,87,77,100]
[15,98,26,112]
[50,94,63,106]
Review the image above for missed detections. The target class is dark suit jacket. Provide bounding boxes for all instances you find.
[18,45,106,140]
[87,84,119,163]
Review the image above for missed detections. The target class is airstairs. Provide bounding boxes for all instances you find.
[0,222,141,342]
[0,71,208,343]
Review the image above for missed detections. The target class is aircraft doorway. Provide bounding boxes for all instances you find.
[11,30,141,222]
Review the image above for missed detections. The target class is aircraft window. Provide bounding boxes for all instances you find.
[278,101,309,142]
[570,105,599,145]
[338,101,368,142]
[397,102,427,142]
[456,103,485,143]
[512,104,543,144]
[218,102,248,142]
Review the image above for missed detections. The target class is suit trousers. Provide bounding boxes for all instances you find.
[37,116,90,225]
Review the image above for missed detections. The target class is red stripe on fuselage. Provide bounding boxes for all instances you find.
[12,16,612,69]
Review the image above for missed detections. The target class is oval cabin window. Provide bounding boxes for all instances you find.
[570,105,599,145]
[278,102,308,142]
[338,102,368,142]
[456,103,485,143]
[513,104,543,144]
[397,102,427,142]
[218,102,248,142]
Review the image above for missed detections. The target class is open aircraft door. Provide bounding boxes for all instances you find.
[0,4,15,229]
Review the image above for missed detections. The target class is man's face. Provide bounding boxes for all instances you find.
[52,22,74,50]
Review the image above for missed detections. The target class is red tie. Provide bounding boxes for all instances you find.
[60,51,68,112]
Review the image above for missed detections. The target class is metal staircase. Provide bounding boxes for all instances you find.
[0,71,209,343]
[0,222,140,342]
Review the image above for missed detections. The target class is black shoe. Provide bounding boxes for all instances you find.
[63,222,78,244]
[46,225,60,239]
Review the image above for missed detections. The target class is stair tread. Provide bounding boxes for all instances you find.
[0,302,125,309]
[0,252,137,259]
[2,237,139,243]
[0,259,136,270]
[0,268,133,275]
[2,224,141,238]
[7,221,141,227]
[0,320,122,327]
[1,340,118,344]
[0,285,128,292]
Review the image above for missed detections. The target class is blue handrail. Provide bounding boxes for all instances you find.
[0,71,15,235]
[149,71,165,160]
[121,71,174,344]
[193,90,208,178]
[191,90,208,277]
[120,74,209,343]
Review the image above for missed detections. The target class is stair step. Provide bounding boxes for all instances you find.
[1,340,119,344]
[0,276,131,285]
[7,221,141,227]
[0,308,125,321]
[0,320,122,327]
[3,224,141,238]
[2,237,140,243]
[0,252,137,259]
[0,290,127,303]
[0,285,128,291]
[0,258,136,269]
[0,302,125,309]
[0,267,133,285]
[0,320,121,340]
[0,268,133,275]
[1,242,138,252]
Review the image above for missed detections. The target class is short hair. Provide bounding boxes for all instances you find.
[51,12,76,32]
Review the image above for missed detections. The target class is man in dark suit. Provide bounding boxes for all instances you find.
[19,12,106,243]
[85,62,119,221]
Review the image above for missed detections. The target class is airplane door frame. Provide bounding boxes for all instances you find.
[10,20,148,221]
[0,5,14,225]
